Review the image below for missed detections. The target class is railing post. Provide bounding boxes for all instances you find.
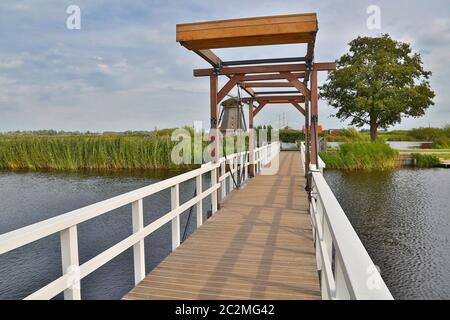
[221,162,226,199]
[335,255,350,299]
[228,158,234,191]
[244,153,248,180]
[171,184,180,251]
[254,150,258,174]
[132,199,145,285]
[196,175,203,228]
[211,168,218,214]
[60,226,81,300]
[233,157,238,186]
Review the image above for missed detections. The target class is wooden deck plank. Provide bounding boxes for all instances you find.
[124,152,320,300]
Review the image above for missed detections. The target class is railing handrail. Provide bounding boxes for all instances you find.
[312,172,393,300]
[0,142,280,300]
[300,141,393,300]
[0,162,217,255]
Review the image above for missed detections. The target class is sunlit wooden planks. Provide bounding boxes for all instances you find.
[124,152,320,300]
[177,13,318,50]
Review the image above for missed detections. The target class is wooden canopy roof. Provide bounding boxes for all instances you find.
[176,12,334,118]
[176,13,318,68]
[176,12,335,172]
[176,13,317,49]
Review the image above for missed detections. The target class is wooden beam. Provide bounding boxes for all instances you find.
[194,64,307,77]
[194,49,222,67]
[241,73,305,81]
[291,102,306,116]
[193,62,335,77]
[241,85,255,98]
[210,75,219,161]
[310,70,318,167]
[255,95,304,101]
[217,74,244,102]
[313,62,336,71]
[248,100,255,177]
[243,82,294,88]
[253,102,267,117]
[177,13,318,50]
[280,72,311,100]
[242,97,305,104]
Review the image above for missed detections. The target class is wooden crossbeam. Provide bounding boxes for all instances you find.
[193,62,336,77]
[280,72,311,100]
[194,49,222,67]
[217,74,244,102]
[243,82,294,88]
[242,96,305,104]
[253,102,267,117]
[241,73,305,81]
[291,102,306,116]
[254,95,304,101]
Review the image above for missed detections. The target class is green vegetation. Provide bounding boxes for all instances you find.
[414,154,440,168]
[0,134,192,171]
[320,142,398,171]
[320,34,435,141]
[400,149,450,153]
[323,125,450,149]
[437,154,450,160]
[324,128,368,142]
[279,129,304,143]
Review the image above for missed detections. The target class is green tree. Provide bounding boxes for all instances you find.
[320,34,435,141]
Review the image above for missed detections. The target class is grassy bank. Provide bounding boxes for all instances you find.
[0,134,193,171]
[320,142,399,171]
[413,154,441,168]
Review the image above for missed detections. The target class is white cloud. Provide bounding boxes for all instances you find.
[0,58,23,69]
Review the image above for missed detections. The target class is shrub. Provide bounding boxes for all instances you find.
[414,154,440,168]
[279,129,304,143]
[409,127,445,141]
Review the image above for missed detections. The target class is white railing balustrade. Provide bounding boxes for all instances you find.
[300,142,393,300]
[0,142,280,300]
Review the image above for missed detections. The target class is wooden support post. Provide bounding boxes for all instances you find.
[210,74,221,209]
[132,199,145,285]
[304,96,311,177]
[248,100,255,177]
[310,69,319,168]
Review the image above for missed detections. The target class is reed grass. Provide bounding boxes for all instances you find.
[320,142,399,171]
[0,135,194,171]
[413,154,441,168]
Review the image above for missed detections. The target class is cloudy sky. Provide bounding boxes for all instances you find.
[0,0,449,132]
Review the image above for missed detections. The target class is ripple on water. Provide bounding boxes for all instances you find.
[324,168,450,300]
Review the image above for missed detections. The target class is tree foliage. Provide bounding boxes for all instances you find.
[320,34,435,140]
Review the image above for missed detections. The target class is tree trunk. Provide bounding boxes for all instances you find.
[370,121,378,141]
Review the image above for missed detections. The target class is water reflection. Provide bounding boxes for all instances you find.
[324,169,450,299]
[0,169,211,300]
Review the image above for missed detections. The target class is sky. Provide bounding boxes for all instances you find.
[0,0,449,132]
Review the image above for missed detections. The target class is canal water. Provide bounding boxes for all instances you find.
[327,141,432,150]
[324,168,450,300]
[1,168,449,300]
[0,170,212,300]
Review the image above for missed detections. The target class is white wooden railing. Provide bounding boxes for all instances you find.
[0,142,280,300]
[300,142,393,300]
